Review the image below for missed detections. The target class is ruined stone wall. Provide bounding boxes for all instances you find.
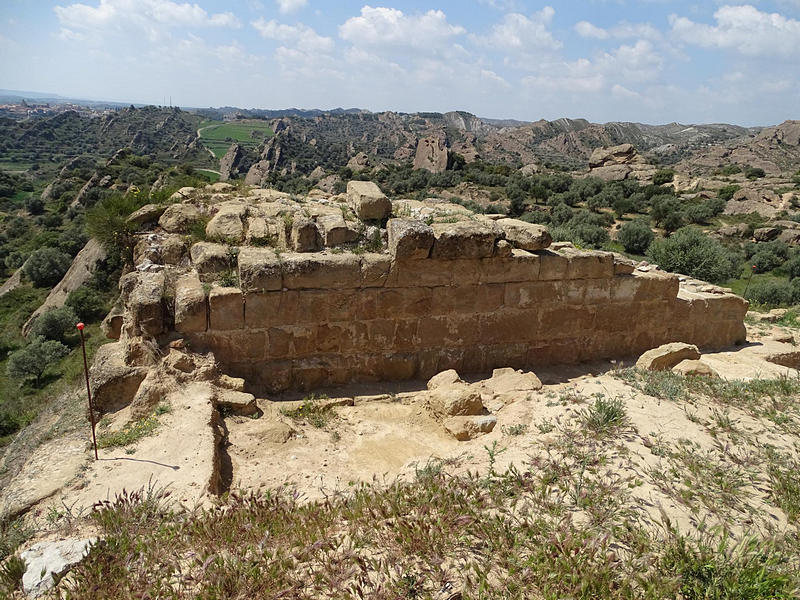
[167,247,747,393]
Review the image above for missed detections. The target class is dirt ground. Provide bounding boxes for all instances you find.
[3,319,800,547]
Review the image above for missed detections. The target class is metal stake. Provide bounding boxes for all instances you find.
[77,323,98,460]
[743,264,756,299]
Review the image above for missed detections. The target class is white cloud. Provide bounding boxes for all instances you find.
[476,8,561,51]
[670,4,800,58]
[575,19,660,41]
[339,6,465,51]
[275,0,307,14]
[54,0,240,42]
[252,18,333,52]
[575,21,609,39]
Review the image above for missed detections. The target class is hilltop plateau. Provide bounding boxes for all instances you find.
[0,103,800,597]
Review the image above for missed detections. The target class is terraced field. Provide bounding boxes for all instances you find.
[198,119,274,159]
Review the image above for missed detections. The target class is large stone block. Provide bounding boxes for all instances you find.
[561,249,614,280]
[496,219,552,251]
[360,253,391,288]
[238,247,282,293]
[282,253,362,290]
[206,201,246,242]
[536,250,569,280]
[244,292,281,328]
[291,215,321,252]
[158,203,202,233]
[317,214,361,246]
[191,242,232,280]
[481,250,540,284]
[347,180,392,221]
[431,220,503,260]
[174,273,207,334]
[127,271,166,336]
[208,286,244,331]
[387,219,434,260]
[385,259,454,288]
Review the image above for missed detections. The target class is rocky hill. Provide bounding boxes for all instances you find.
[0,106,211,167]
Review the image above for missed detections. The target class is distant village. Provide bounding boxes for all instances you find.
[0,99,117,120]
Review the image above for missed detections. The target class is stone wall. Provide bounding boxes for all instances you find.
[166,246,746,393]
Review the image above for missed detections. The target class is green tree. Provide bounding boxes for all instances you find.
[7,336,69,387]
[653,170,675,186]
[745,167,766,180]
[647,227,740,284]
[29,306,78,344]
[23,247,72,287]
[66,287,107,322]
[618,219,654,255]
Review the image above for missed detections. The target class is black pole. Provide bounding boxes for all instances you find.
[77,323,98,460]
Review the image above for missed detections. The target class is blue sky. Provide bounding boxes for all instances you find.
[0,1,798,125]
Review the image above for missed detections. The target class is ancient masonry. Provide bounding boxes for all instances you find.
[94,181,748,403]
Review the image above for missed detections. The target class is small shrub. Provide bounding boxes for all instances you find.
[582,395,628,434]
[719,164,741,176]
[6,336,70,387]
[647,227,740,284]
[618,219,654,255]
[746,279,793,307]
[29,306,78,343]
[653,170,675,186]
[66,286,107,322]
[745,167,766,180]
[717,184,740,202]
[282,394,333,428]
[23,247,72,287]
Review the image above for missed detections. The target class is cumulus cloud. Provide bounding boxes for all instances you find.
[670,4,800,58]
[575,21,609,39]
[54,0,239,41]
[476,7,561,52]
[275,0,307,14]
[339,6,465,51]
[252,18,333,52]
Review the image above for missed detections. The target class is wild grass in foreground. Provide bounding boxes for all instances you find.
[55,459,800,599]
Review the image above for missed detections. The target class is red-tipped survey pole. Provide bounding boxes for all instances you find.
[77,322,99,460]
[744,264,756,298]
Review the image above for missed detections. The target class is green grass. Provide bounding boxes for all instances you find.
[196,169,220,183]
[581,395,628,434]
[57,459,800,599]
[198,120,274,158]
[96,403,170,449]
[281,394,333,429]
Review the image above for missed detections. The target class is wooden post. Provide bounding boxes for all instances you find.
[77,323,98,460]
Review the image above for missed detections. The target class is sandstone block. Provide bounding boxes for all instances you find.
[158,203,202,233]
[238,247,282,292]
[89,342,148,413]
[191,242,232,280]
[496,219,552,251]
[443,415,497,441]
[672,359,718,377]
[481,250,540,284]
[174,273,207,333]
[127,203,166,226]
[387,218,434,259]
[360,253,391,287]
[484,368,542,394]
[209,286,244,331]
[127,271,166,336]
[214,389,259,416]
[429,384,484,417]
[244,292,281,328]
[561,249,614,279]
[636,342,701,371]
[427,369,463,390]
[537,250,569,280]
[206,202,246,242]
[494,239,513,257]
[282,253,362,290]
[431,220,503,260]
[317,214,360,246]
[347,180,392,220]
[291,216,321,252]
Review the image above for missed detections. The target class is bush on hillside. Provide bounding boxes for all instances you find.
[29,306,78,344]
[6,336,69,387]
[745,279,800,308]
[618,219,654,255]
[647,227,740,284]
[653,170,675,186]
[66,287,108,323]
[86,193,144,265]
[717,185,740,202]
[745,167,766,180]
[23,247,72,287]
